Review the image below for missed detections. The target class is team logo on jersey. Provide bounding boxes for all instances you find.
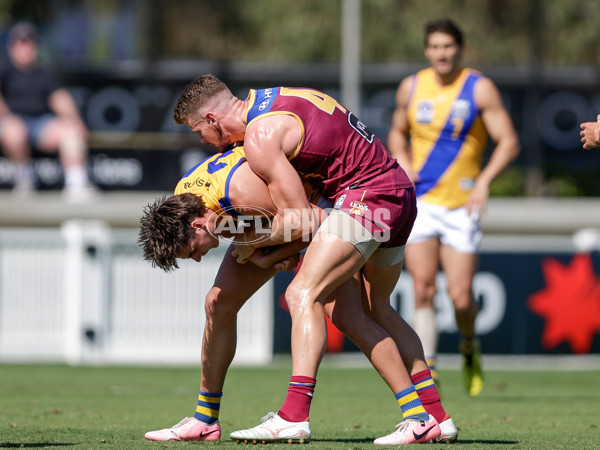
[349,201,369,216]
[459,177,475,191]
[334,194,346,210]
[416,100,434,123]
[452,99,471,119]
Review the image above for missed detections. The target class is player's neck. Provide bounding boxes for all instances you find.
[435,66,462,86]
[233,97,248,125]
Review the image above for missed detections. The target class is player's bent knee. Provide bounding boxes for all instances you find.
[204,289,243,322]
[284,283,319,316]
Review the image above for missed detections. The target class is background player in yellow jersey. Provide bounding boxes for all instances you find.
[387,18,519,396]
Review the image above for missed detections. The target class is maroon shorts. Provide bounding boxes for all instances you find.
[332,184,417,248]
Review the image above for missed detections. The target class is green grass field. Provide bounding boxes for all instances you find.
[1,361,598,449]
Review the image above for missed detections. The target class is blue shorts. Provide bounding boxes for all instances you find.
[16,113,55,147]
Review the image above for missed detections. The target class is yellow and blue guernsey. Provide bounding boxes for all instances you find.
[174,145,246,218]
[407,67,488,208]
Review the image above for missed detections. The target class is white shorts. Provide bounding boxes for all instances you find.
[407,199,482,253]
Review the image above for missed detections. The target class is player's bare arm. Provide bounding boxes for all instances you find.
[245,200,324,271]
[222,159,317,269]
[239,114,317,260]
[248,203,329,270]
[387,76,417,182]
[470,77,519,214]
[580,114,600,150]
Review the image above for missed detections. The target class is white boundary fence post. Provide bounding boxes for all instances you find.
[60,219,111,365]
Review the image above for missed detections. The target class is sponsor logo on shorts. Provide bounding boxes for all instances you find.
[349,201,369,216]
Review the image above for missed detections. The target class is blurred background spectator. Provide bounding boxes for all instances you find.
[0,20,96,200]
[0,0,597,195]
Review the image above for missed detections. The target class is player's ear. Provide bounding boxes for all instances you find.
[205,112,217,125]
[190,217,206,229]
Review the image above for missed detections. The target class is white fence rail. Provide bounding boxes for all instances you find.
[0,221,273,366]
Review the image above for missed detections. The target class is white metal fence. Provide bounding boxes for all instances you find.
[0,221,273,366]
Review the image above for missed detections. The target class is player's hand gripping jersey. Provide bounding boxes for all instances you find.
[406,68,488,208]
[244,87,413,198]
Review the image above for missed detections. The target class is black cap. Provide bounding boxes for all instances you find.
[8,21,38,45]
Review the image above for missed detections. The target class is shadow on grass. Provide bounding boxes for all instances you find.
[313,438,520,445]
[444,439,520,445]
[312,438,378,444]
[0,444,77,448]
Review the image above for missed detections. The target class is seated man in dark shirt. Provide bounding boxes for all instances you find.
[0,21,96,200]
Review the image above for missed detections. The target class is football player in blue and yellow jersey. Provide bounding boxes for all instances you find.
[140,145,308,270]
[387,18,519,398]
[140,144,453,443]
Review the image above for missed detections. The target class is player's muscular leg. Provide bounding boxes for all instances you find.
[285,235,364,378]
[360,261,428,375]
[324,275,415,393]
[440,245,478,337]
[405,239,440,309]
[201,249,276,392]
[405,239,441,360]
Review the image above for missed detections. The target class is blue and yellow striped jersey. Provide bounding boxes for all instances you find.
[407,67,488,208]
[174,146,246,218]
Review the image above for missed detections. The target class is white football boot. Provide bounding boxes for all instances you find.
[436,414,459,443]
[230,412,311,444]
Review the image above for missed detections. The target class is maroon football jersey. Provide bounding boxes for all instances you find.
[245,87,412,199]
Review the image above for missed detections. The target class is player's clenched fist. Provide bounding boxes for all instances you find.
[580,114,600,150]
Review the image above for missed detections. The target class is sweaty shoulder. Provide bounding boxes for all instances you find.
[245,113,302,160]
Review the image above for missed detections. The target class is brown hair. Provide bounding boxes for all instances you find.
[424,18,464,47]
[138,193,206,272]
[173,74,231,125]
